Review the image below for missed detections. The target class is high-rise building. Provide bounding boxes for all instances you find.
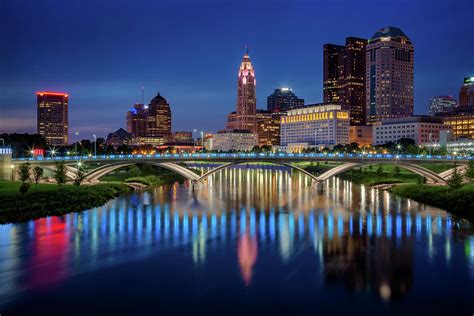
[323,38,367,125]
[126,103,148,137]
[226,48,257,133]
[147,92,172,141]
[366,26,414,124]
[267,88,304,113]
[323,44,344,104]
[459,76,474,109]
[213,130,258,152]
[255,110,281,146]
[429,96,457,116]
[36,91,69,146]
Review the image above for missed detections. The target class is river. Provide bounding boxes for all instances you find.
[0,167,473,315]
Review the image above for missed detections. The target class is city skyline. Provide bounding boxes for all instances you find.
[1,0,474,138]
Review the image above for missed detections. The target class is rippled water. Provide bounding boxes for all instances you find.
[0,167,473,315]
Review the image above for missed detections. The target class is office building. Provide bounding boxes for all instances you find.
[372,116,449,145]
[173,131,193,144]
[36,91,69,146]
[147,92,172,141]
[459,76,474,109]
[280,103,350,148]
[267,88,304,113]
[106,128,133,148]
[323,37,367,125]
[212,130,258,152]
[349,125,373,146]
[226,48,257,133]
[442,112,474,140]
[429,96,457,116]
[256,110,281,147]
[126,103,148,137]
[366,26,414,124]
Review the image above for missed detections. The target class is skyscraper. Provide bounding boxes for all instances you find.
[459,76,474,110]
[323,37,367,125]
[36,92,69,145]
[126,103,148,137]
[147,92,172,141]
[323,44,344,104]
[429,96,457,116]
[366,26,414,124]
[226,48,257,133]
[267,88,304,113]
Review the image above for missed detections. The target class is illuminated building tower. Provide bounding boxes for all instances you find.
[226,48,257,133]
[256,110,281,146]
[366,26,414,124]
[267,88,304,113]
[146,92,172,141]
[323,38,367,125]
[323,44,344,104]
[126,103,148,137]
[459,76,474,110]
[36,91,69,145]
[428,96,457,116]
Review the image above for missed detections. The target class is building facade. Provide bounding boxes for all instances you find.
[280,104,350,147]
[226,49,257,133]
[36,91,69,146]
[212,130,258,152]
[366,26,414,124]
[173,131,193,144]
[267,88,304,113]
[372,116,449,145]
[429,96,457,116]
[442,112,474,140]
[106,128,133,148]
[459,76,474,109]
[147,92,172,141]
[349,125,373,146]
[323,38,367,125]
[256,110,281,147]
[126,103,148,137]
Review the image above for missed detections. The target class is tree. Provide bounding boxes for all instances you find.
[128,165,142,177]
[17,162,31,194]
[376,165,384,176]
[394,166,401,176]
[464,160,474,182]
[53,161,67,188]
[448,165,463,189]
[73,164,85,187]
[33,166,44,186]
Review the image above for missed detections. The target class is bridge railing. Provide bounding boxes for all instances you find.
[12,152,473,163]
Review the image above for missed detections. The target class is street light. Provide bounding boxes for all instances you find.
[10,164,14,181]
[193,129,197,152]
[75,132,79,155]
[93,134,97,156]
[200,131,204,153]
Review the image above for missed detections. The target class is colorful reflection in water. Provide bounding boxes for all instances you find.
[0,167,473,315]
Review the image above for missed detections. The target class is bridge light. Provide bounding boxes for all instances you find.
[10,164,14,169]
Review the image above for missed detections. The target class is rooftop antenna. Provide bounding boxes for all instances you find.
[245,45,249,56]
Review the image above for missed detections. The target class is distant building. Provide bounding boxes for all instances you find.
[324,37,367,125]
[441,112,474,140]
[366,27,414,124]
[147,92,172,142]
[226,48,257,133]
[429,96,457,116]
[173,131,193,144]
[126,103,148,137]
[280,103,350,148]
[372,116,449,145]
[446,139,474,154]
[349,125,372,146]
[36,91,69,145]
[106,128,133,148]
[132,136,166,147]
[213,130,258,152]
[459,76,474,110]
[267,88,304,113]
[256,110,281,147]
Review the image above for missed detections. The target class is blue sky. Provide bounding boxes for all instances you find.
[1,0,473,138]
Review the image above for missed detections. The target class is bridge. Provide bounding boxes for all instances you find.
[4,152,473,186]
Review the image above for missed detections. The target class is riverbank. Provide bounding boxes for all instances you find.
[390,183,474,222]
[0,181,131,224]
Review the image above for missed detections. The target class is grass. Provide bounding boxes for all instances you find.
[0,181,131,224]
[415,162,456,173]
[391,183,474,222]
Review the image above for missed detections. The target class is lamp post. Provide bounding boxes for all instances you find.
[75,132,79,155]
[200,131,204,153]
[10,164,14,181]
[93,134,97,156]
[193,129,197,153]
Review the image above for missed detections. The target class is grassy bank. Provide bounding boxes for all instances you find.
[0,181,131,224]
[337,164,422,186]
[391,183,474,222]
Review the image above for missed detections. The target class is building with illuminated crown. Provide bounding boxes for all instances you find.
[147,92,172,141]
[267,88,304,113]
[126,103,148,137]
[280,103,350,150]
[226,48,257,133]
[36,91,69,145]
[366,26,414,124]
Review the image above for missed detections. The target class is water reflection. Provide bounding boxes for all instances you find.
[0,167,473,311]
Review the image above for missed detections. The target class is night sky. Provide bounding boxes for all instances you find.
[1,0,473,139]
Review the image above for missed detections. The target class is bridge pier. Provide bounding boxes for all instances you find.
[0,150,13,181]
